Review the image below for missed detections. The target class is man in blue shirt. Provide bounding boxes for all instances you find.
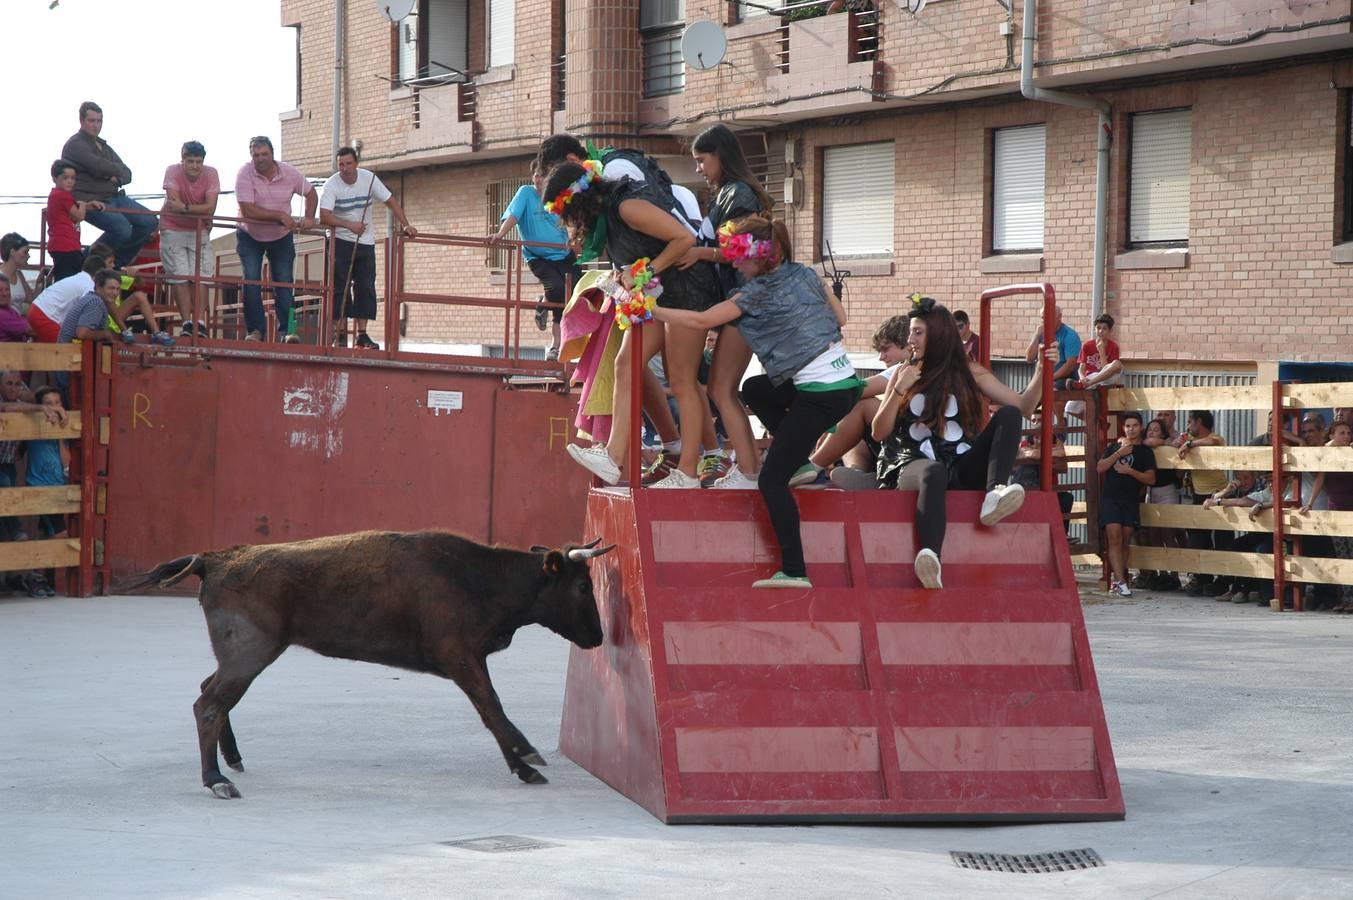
[489,167,580,361]
[1025,305,1082,429]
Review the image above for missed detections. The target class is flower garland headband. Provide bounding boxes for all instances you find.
[544,159,603,216]
[717,221,777,264]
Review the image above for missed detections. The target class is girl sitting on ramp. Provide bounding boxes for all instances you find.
[652,215,860,589]
[872,296,1051,589]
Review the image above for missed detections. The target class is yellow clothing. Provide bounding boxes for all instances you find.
[1188,433,1229,495]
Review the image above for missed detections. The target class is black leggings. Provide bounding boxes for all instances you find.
[741,375,856,578]
[896,404,1022,556]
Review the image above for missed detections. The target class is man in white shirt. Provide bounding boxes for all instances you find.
[318,147,417,350]
[26,242,115,342]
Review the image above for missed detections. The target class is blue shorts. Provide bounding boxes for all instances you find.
[1099,498,1140,529]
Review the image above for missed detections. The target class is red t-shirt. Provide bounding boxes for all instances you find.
[1078,338,1120,377]
[46,188,81,252]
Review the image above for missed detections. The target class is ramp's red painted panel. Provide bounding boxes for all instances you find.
[559,487,1125,823]
[105,353,587,578]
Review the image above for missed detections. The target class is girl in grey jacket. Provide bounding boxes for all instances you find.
[653,215,862,589]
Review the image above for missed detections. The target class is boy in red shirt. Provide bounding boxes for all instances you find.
[47,159,103,281]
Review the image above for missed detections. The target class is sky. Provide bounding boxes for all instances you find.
[0,0,297,243]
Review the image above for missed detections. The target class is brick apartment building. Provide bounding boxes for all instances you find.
[278,0,1353,374]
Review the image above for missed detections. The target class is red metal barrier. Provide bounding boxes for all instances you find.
[560,486,1124,823]
[102,349,589,579]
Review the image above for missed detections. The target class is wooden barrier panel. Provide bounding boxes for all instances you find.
[1141,503,1353,537]
[0,411,83,442]
[0,343,83,372]
[0,538,80,571]
[1284,383,1353,408]
[1107,386,1270,412]
[1129,546,1274,580]
[0,485,81,517]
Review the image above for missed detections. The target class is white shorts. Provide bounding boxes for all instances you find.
[160,229,215,283]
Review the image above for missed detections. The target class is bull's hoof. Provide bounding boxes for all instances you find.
[207,781,241,799]
[225,759,245,773]
[521,752,547,766]
[514,766,549,785]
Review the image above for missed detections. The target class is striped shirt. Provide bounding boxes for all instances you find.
[319,169,391,246]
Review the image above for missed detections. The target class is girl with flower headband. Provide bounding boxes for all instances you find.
[871,296,1053,589]
[543,161,722,488]
[652,214,861,590]
[679,123,776,490]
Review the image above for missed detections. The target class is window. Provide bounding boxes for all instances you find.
[821,142,895,258]
[489,0,514,68]
[642,0,685,98]
[1128,109,1191,246]
[486,177,531,271]
[991,124,1046,253]
[396,0,469,85]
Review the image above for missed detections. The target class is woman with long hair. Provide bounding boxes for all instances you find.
[0,234,35,315]
[873,297,1051,588]
[545,161,721,488]
[678,124,775,489]
[653,215,859,588]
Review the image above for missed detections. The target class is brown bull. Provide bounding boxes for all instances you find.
[124,530,615,799]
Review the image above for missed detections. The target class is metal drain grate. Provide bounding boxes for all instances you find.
[440,835,560,854]
[951,848,1104,873]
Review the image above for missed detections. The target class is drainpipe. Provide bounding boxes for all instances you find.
[1021,0,1110,325]
[333,0,346,159]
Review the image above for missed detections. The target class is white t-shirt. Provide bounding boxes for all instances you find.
[33,271,95,323]
[319,169,392,245]
[793,341,856,387]
[600,159,700,236]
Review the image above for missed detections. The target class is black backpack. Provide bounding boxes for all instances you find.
[602,148,700,232]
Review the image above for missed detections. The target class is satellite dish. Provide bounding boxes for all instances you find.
[905,0,928,13]
[681,20,727,71]
[378,0,415,23]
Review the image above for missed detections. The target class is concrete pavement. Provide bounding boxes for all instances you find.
[2,587,1351,899]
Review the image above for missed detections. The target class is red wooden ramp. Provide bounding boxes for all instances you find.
[559,486,1125,824]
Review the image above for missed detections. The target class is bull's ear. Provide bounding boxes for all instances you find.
[543,550,566,574]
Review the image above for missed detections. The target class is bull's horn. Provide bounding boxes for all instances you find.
[568,543,616,561]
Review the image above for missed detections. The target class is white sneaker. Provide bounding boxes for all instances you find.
[710,468,759,490]
[914,548,943,589]
[979,482,1025,526]
[650,468,701,489]
[1115,582,1133,598]
[566,444,621,485]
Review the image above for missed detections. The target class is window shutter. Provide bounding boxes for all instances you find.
[426,0,469,76]
[397,14,419,82]
[489,0,515,67]
[1130,109,1191,244]
[992,124,1045,252]
[822,142,895,258]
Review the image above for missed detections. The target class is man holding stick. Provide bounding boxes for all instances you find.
[318,147,417,349]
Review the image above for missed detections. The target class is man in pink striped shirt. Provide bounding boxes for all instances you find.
[234,136,317,343]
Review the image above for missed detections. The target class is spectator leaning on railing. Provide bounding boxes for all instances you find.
[1178,410,1229,597]
[1310,419,1353,612]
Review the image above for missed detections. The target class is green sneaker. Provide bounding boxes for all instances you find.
[752,571,812,589]
[788,462,821,487]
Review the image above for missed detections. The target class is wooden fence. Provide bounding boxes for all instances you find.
[1104,382,1353,610]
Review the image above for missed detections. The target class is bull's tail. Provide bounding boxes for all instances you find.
[117,555,207,593]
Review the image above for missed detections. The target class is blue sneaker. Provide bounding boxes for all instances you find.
[150,331,176,348]
[120,330,136,345]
